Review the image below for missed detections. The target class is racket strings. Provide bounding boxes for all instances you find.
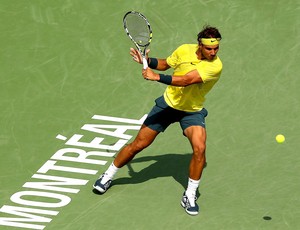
[124,14,151,46]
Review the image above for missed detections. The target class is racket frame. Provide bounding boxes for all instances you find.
[123,11,152,69]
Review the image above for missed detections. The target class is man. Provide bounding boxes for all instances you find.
[94,26,222,216]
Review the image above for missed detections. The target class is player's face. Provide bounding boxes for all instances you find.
[200,44,219,60]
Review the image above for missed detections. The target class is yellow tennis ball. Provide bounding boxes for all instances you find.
[276,134,285,143]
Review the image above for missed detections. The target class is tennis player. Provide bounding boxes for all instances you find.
[94,26,223,216]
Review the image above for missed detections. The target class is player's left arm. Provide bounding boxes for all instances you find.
[130,48,171,71]
[142,68,203,86]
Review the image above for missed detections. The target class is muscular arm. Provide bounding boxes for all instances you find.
[130,48,203,86]
[130,48,170,71]
[169,70,203,86]
[142,68,203,86]
[149,58,170,71]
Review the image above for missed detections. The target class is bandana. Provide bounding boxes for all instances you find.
[201,38,220,46]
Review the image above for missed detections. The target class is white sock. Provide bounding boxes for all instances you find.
[185,178,200,198]
[101,163,119,183]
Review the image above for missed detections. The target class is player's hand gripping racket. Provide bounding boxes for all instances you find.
[123,11,152,69]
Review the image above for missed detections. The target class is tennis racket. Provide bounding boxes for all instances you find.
[123,11,152,69]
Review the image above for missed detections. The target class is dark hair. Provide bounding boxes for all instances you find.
[197,25,222,43]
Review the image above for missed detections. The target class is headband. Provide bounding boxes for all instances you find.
[200,38,220,46]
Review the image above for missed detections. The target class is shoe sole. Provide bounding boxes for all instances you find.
[93,185,106,194]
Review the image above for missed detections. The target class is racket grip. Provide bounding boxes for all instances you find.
[142,57,148,69]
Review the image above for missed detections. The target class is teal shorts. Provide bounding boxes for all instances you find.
[144,96,208,133]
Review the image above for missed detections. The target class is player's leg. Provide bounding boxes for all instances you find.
[179,108,208,215]
[185,125,207,181]
[93,125,159,193]
[93,96,171,194]
[114,124,159,168]
[181,125,207,215]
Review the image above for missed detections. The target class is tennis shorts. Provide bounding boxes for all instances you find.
[143,96,208,133]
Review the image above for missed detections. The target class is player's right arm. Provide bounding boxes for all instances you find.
[142,68,203,86]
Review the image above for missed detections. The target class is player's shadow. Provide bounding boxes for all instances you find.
[112,152,206,190]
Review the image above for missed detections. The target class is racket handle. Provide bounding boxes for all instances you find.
[142,57,148,69]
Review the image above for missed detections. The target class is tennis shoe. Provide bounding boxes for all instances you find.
[93,173,112,194]
[181,192,199,215]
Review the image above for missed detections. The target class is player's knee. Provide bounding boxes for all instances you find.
[131,140,149,152]
[193,143,206,160]
[196,142,206,152]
